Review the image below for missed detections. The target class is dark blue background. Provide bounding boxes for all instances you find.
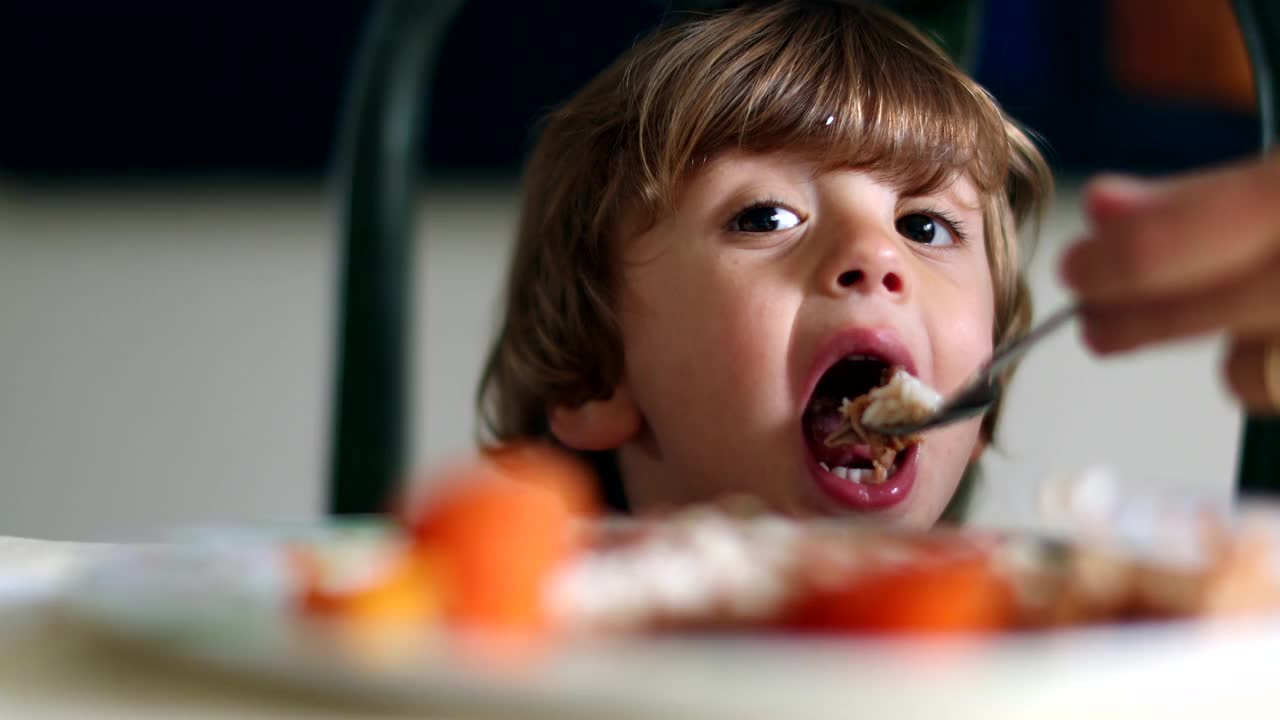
[0,0,1260,179]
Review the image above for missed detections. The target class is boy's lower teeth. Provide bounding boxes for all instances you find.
[818,461,896,484]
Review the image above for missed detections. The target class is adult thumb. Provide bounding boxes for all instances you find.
[1082,174,1160,227]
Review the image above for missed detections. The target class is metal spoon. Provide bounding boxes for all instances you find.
[866,304,1080,437]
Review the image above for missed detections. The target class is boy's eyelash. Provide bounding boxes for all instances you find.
[909,207,970,244]
[725,199,969,242]
[727,198,798,227]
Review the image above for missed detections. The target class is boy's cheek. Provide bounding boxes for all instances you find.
[968,435,988,464]
[918,421,984,521]
[933,310,996,387]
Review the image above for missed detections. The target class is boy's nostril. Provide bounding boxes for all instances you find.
[883,273,903,292]
[837,270,863,287]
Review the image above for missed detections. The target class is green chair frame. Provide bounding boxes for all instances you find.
[327,0,1280,515]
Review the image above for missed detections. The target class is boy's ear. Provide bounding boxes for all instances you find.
[548,385,642,451]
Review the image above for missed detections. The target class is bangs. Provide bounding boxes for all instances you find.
[626,1,1012,213]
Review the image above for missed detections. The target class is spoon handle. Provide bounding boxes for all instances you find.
[984,303,1080,379]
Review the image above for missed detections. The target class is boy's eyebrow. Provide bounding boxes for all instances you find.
[904,181,982,213]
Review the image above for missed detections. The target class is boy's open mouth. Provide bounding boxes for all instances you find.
[801,356,918,485]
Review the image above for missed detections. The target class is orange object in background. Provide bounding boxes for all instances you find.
[1108,0,1256,112]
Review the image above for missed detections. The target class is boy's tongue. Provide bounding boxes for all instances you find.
[803,397,875,467]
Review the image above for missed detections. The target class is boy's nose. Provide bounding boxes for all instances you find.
[829,240,908,299]
[836,266,904,293]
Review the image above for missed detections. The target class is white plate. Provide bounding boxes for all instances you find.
[56,524,1280,720]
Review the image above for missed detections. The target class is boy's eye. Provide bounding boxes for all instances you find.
[733,205,801,233]
[895,213,955,247]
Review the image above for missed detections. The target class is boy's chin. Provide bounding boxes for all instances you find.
[823,498,936,528]
[810,459,967,529]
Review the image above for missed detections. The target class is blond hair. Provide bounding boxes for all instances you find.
[480,0,1051,455]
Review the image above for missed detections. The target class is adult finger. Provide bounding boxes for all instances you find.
[1223,337,1280,415]
[1080,257,1280,353]
[1061,156,1280,303]
[1080,173,1169,226]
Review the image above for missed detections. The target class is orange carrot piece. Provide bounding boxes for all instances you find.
[407,447,596,632]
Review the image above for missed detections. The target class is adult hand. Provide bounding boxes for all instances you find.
[1060,155,1280,413]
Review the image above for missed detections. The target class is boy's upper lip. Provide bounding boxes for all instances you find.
[800,326,918,408]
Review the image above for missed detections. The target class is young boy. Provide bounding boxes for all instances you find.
[478,0,1051,527]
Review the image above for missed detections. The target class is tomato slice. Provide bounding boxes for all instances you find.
[785,549,1015,634]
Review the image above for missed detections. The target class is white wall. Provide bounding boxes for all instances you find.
[0,178,1240,540]
[970,186,1240,527]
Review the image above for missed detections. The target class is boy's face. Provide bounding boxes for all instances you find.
[581,151,994,527]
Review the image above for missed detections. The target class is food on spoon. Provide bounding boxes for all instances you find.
[811,365,943,483]
[860,366,944,430]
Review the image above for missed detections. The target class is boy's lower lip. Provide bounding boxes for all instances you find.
[805,443,918,511]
